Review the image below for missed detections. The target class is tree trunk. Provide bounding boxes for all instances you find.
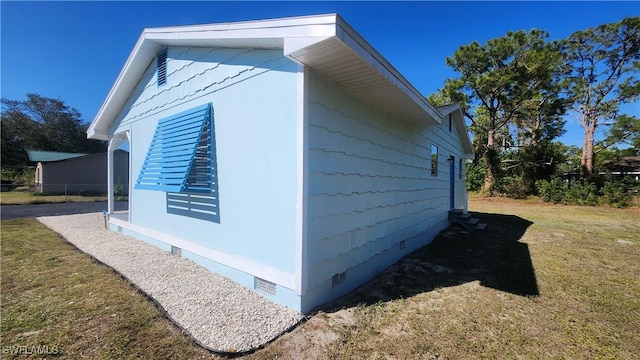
[581,127,595,177]
[482,129,496,195]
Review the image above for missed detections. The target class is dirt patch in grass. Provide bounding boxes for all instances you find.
[1,219,218,359]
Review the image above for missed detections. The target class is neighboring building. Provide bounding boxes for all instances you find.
[28,150,129,195]
[563,156,640,184]
[27,150,88,163]
[605,156,640,181]
[87,14,474,313]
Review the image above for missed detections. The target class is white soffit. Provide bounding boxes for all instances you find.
[285,36,439,127]
[88,14,441,140]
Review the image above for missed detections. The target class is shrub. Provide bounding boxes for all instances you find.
[533,177,636,208]
[1,167,34,186]
[601,181,632,208]
[536,177,567,204]
[465,160,485,192]
[500,176,530,199]
[564,180,599,206]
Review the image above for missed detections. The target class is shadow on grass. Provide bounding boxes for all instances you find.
[322,212,537,311]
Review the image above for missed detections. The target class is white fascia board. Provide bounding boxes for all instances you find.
[333,16,441,125]
[145,13,339,35]
[87,128,109,141]
[145,25,336,43]
[142,13,338,48]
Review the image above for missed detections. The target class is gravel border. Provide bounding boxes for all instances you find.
[37,213,304,354]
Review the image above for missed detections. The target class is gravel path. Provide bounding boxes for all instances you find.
[37,213,304,354]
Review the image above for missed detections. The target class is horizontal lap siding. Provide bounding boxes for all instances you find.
[305,71,461,301]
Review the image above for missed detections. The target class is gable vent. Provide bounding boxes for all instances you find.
[157,49,167,86]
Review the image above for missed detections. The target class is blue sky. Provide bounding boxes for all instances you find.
[1,1,638,147]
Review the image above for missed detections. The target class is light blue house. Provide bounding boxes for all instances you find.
[88,14,474,313]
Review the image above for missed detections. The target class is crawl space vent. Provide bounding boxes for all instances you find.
[332,271,347,288]
[255,277,276,295]
[171,246,181,257]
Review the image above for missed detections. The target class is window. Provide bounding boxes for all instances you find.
[157,49,168,86]
[431,145,438,176]
[459,159,464,180]
[136,103,214,193]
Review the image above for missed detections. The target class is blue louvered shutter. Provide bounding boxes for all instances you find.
[135,103,212,193]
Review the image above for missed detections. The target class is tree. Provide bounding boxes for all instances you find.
[1,93,106,170]
[432,29,566,194]
[0,109,42,168]
[505,140,568,195]
[507,44,568,194]
[602,114,640,150]
[561,17,640,177]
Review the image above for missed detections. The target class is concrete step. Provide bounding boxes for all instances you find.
[448,210,487,232]
[448,209,463,222]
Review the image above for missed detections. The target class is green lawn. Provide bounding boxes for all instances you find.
[253,198,640,359]
[1,198,638,359]
[0,218,214,359]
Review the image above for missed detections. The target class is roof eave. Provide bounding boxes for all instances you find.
[334,14,441,125]
[89,15,340,140]
[88,14,442,139]
[437,104,474,158]
[88,30,160,139]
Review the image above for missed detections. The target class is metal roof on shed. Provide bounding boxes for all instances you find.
[27,150,88,163]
